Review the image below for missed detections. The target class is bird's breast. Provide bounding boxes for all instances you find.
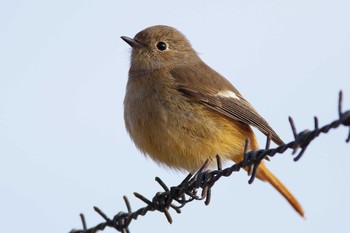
[124,73,256,171]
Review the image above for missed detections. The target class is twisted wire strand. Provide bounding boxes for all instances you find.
[70,91,350,233]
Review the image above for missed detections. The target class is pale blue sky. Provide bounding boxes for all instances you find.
[1,1,350,233]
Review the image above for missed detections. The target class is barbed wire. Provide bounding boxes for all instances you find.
[70,91,350,233]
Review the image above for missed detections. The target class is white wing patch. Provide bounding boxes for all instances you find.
[216,90,240,100]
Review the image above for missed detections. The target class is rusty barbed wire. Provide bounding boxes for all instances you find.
[70,91,350,233]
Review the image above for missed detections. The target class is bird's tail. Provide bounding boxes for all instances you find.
[256,162,305,217]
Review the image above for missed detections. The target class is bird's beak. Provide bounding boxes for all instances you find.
[121,36,143,48]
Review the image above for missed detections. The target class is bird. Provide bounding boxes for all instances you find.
[121,25,304,217]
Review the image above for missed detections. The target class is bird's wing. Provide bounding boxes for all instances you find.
[170,62,284,145]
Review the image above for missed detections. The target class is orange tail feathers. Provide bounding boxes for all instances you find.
[256,162,305,217]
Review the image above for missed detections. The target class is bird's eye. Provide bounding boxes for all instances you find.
[156,42,167,51]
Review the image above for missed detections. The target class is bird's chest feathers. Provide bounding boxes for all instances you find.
[124,74,190,146]
[124,72,247,170]
[126,76,176,124]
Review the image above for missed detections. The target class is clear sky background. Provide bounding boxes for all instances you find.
[1,1,350,232]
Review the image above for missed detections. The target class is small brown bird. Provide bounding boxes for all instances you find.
[121,25,304,217]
